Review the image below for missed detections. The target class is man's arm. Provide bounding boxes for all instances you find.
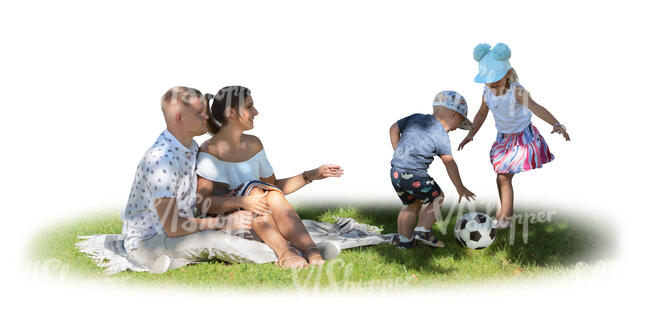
[154,197,252,237]
[197,176,272,215]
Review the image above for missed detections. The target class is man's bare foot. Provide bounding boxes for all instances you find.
[304,247,325,266]
[275,247,309,269]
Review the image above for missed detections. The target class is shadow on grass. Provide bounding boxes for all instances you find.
[28,203,614,287]
[296,203,613,272]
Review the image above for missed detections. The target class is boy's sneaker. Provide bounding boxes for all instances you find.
[414,230,445,248]
[391,235,416,249]
[493,217,512,229]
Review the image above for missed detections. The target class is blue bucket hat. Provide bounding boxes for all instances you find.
[432,90,472,130]
[473,43,511,84]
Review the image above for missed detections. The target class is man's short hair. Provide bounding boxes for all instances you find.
[161,86,202,111]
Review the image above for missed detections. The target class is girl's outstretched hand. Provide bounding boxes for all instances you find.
[307,164,344,181]
[552,125,571,141]
[458,135,473,150]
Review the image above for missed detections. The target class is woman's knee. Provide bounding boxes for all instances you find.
[251,214,272,228]
[266,189,288,203]
[248,187,265,196]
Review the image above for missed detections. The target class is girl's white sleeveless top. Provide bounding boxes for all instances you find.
[483,82,532,134]
[196,149,274,190]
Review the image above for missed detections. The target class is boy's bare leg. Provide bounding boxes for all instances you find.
[417,195,444,229]
[397,200,422,238]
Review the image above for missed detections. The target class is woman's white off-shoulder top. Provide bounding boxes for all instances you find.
[196,149,274,190]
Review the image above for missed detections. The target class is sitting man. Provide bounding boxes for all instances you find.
[122,86,253,273]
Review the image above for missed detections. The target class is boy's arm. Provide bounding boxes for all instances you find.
[390,122,400,150]
[439,154,476,202]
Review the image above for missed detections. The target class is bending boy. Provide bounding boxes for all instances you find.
[389,90,476,249]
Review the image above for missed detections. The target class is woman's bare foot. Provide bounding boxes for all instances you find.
[304,247,325,266]
[275,247,309,269]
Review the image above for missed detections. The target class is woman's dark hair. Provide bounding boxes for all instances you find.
[205,86,251,135]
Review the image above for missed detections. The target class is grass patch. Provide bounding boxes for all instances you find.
[27,205,614,290]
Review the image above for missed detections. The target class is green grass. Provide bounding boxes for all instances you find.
[27,205,614,291]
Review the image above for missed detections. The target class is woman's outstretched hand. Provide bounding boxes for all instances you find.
[458,135,473,150]
[552,124,571,141]
[306,164,344,181]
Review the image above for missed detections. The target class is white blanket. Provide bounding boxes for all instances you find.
[76,217,394,275]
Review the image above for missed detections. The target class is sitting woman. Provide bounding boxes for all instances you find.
[195,86,344,269]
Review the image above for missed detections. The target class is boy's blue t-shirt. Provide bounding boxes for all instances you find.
[390,113,452,176]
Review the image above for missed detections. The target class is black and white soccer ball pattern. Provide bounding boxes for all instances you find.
[454,212,496,249]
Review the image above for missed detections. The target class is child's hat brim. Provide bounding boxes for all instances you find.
[433,105,473,130]
[474,68,509,84]
[459,118,473,130]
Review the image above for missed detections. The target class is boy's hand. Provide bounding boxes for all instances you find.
[457,187,476,203]
[458,135,473,150]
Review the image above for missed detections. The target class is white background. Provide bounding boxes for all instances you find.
[1,0,647,323]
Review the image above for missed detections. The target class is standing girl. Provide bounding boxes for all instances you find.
[458,43,570,229]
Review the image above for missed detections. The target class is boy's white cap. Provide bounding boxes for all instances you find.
[432,90,472,130]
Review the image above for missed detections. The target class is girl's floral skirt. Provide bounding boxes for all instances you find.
[489,123,554,174]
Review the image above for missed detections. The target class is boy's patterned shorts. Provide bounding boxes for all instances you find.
[390,168,443,205]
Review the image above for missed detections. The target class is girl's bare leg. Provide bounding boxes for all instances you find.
[496,173,514,221]
[248,187,307,269]
[265,190,324,265]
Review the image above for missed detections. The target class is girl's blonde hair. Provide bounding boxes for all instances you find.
[505,68,519,88]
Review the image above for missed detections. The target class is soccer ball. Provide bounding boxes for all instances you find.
[454,212,496,249]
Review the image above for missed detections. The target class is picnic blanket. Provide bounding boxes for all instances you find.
[76,217,394,275]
